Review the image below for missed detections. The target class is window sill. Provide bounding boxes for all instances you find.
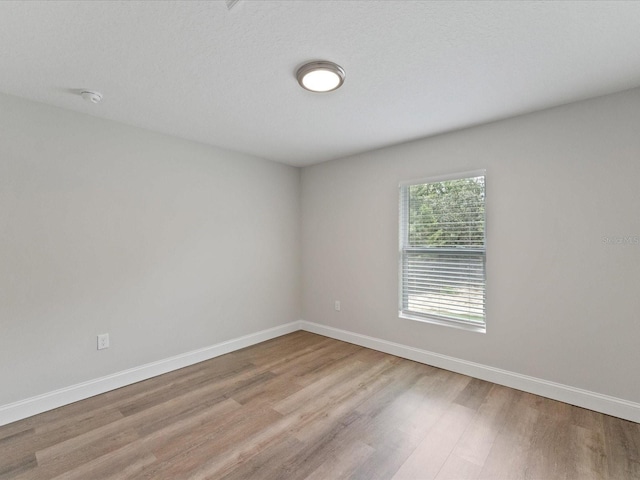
[399,311,486,334]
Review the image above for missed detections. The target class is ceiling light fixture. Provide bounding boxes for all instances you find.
[81,90,103,104]
[296,61,345,93]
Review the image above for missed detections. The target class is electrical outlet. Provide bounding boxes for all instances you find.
[334,300,341,311]
[97,333,110,350]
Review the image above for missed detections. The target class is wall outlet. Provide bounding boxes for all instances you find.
[334,300,341,311]
[97,333,110,350]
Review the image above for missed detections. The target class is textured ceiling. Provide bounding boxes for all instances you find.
[1,1,640,166]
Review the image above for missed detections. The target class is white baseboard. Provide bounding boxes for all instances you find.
[299,320,640,423]
[0,321,302,427]
[3,319,639,426]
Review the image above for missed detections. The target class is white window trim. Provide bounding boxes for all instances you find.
[398,169,487,187]
[398,169,487,334]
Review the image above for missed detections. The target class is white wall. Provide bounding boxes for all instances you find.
[0,93,301,405]
[301,87,640,403]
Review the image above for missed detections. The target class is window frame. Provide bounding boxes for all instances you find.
[398,169,487,333]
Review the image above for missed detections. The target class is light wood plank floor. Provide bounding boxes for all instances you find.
[1,331,639,479]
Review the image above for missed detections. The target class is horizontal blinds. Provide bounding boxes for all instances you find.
[401,250,485,323]
[400,175,485,325]
[407,177,485,248]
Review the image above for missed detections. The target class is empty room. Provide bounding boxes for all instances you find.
[1,1,640,479]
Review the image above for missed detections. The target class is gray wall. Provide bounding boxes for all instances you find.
[301,87,640,403]
[0,93,301,405]
[3,86,640,410]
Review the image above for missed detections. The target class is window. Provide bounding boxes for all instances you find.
[399,171,486,332]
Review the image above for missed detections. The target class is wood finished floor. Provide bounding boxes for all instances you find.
[1,331,639,480]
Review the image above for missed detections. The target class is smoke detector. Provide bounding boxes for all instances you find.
[81,91,103,104]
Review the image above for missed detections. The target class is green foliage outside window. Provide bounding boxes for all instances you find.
[408,177,485,248]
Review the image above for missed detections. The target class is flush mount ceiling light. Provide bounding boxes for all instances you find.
[296,61,345,93]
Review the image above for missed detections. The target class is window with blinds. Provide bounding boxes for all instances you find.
[399,171,486,331]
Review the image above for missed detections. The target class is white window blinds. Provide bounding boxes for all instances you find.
[399,172,486,330]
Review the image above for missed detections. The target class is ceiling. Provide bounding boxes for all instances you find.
[2,1,640,167]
